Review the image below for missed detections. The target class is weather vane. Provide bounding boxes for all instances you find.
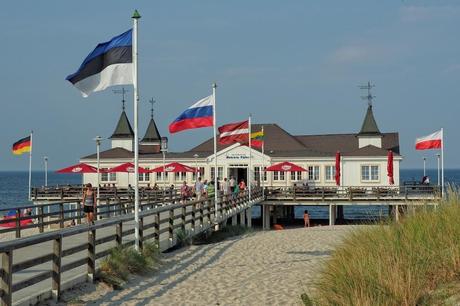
[113,87,130,111]
[359,81,375,107]
[149,98,156,119]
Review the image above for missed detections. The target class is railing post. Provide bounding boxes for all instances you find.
[116,222,123,247]
[34,187,38,200]
[199,200,204,227]
[77,201,82,225]
[181,205,186,232]
[139,217,144,251]
[87,229,96,282]
[60,188,64,200]
[169,209,174,244]
[154,212,160,248]
[59,203,64,228]
[191,203,196,232]
[322,187,325,200]
[1,251,13,306]
[15,208,21,238]
[38,205,44,233]
[52,236,62,301]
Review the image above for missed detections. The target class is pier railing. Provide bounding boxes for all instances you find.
[264,185,441,202]
[0,188,263,306]
[0,189,181,239]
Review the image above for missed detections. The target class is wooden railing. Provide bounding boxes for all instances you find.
[0,188,263,306]
[0,189,181,239]
[264,185,442,201]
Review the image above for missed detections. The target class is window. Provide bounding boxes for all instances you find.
[325,166,336,181]
[361,165,379,181]
[175,171,187,181]
[192,167,205,181]
[274,171,285,181]
[101,170,116,182]
[308,166,320,181]
[139,168,150,182]
[290,171,302,181]
[211,167,224,181]
[156,172,168,181]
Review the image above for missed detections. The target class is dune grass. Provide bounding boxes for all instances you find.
[307,188,460,306]
[98,242,160,288]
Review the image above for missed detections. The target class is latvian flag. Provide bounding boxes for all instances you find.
[415,130,443,150]
[66,29,133,97]
[219,120,249,145]
[169,96,214,133]
[12,136,31,155]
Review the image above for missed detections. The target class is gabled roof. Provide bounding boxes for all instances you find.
[110,111,134,139]
[358,105,381,136]
[81,147,133,160]
[141,118,161,143]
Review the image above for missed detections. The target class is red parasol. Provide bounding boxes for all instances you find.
[387,150,394,185]
[108,162,149,174]
[335,151,341,186]
[150,162,197,173]
[56,163,99,173]
[266,161,307,172]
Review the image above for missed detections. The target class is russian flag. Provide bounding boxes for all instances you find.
[415,130,443,150]
[169,95,214,133]
[66,29,133,97]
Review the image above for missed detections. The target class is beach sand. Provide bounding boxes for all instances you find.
[43,225,357,306]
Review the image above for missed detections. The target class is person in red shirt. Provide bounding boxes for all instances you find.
[239,179,246,191]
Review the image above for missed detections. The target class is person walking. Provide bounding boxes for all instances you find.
[303,210,310,228]
[194,177,204,200]
[203,179,209,198]
[82,183,97,225]
[180,181,189,203]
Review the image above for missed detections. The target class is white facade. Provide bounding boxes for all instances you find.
[82,143,401,188]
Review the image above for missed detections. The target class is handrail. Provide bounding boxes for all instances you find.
[0,188,263,305]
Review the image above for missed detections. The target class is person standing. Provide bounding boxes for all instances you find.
[229,176,236,193]
[82,183,97,225]
[194,177,203,200]
[180,181,189,203]
[303,210,310,228]
[239,179,246,191]
[222,178,229,199]
[203,179,209,198]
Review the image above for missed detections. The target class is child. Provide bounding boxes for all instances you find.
[303,210,310,228]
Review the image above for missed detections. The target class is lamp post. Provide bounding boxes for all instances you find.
[94,136,103,201]
[161,137,168,192]
[436,153,441,187]
[423,157,426,177]
[193,154,199,181]
[44,156,48,187]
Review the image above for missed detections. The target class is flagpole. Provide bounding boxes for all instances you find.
[132,10,141,251]
[261,126,265,198]
[28,131,33,201]
[212,83,218,226]
[441,128,445,198]
[248,115,252,202]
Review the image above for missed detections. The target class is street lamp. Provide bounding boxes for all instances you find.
[44,156,48,187]
[193,153,199,180]
[94,136,103,201]
[161,137,168,191]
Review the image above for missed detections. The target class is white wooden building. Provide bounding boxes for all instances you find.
[81,104,402,188]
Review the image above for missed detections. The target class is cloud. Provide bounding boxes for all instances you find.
[442,64,460,74]
[328,44,397,65]
[223,66,279,78]
[400,5,460,23]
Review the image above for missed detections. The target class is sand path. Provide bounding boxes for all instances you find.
[49,226,356,306]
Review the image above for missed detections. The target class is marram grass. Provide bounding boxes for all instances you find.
[308,188,460,306]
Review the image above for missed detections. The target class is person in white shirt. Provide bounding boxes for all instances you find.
[229,176,236,193]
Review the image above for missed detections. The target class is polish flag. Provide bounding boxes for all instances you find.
[218,120,249,144]
[415,130,443,150]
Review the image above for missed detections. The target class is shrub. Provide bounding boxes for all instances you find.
[308,189,460,305]
[175,228,193,247]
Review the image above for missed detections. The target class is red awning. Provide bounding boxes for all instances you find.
[150,162,197,173]
[266,161,307,172]
[56,163,98,173]
[387,150,394,185]
[108,162,149,174]
[335,151,341,186]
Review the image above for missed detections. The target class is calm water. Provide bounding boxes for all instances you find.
[0,169,459,219]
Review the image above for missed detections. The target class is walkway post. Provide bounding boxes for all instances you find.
[212,83,218,227]
[132,9,141,251]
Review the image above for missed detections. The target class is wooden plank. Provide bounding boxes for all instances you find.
[12,253,53,273]
[87,230,96,282]
[12,271,52,293]
[52,237,62,300]
[61,258,87,273]
[95,234,117,246]
[62,244,87,257]
[1,251,12,306]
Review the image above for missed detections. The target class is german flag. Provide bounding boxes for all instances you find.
[12,136,31,155]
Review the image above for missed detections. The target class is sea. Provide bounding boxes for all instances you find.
[0,169,459,219]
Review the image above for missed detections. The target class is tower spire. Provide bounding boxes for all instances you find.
[113,87,130,111]
[149,98,156,119]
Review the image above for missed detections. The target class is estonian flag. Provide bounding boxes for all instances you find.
[66,29,133,97]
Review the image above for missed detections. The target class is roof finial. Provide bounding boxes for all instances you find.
[149,98,156,119]
[113,87,130,111]
[359,81,375,107]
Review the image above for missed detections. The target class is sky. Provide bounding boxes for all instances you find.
[0,1,459,171]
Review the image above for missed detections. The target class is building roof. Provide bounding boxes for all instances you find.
[358,105,381,136]
[141,118,161,143]
[110,111,134,139]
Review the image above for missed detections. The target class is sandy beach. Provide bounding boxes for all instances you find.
[42,225,357,306]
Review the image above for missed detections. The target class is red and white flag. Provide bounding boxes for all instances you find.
[218,120,249,145]
[415,130,443,150]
